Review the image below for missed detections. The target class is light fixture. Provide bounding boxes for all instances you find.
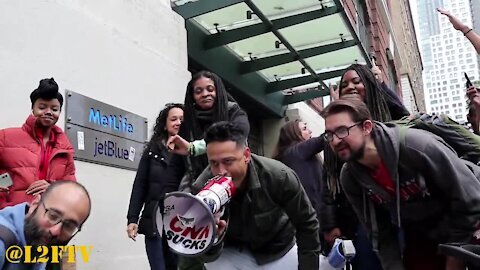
[275,40,282,49]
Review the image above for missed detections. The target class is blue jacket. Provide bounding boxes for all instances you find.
[0,203,45,270]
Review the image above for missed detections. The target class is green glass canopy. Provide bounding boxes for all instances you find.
[171,0,370,117]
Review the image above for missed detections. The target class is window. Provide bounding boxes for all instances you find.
[453,96,461,101]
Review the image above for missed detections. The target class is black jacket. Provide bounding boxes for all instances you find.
[127,143,178,237]
[192,154,320,270]
[380,82,410,120]
[279,136,325,229]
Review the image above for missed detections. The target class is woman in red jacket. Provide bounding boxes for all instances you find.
[0,78,76,209]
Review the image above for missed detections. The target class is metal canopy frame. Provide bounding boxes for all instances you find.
[171,0,370,117]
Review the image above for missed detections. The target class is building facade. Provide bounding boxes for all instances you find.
[1,1,190,269]
[390,0,425,112]
[416,0,479,123]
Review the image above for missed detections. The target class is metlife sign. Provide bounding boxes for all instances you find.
[65,91,147,170]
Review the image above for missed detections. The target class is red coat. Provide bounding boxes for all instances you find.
[0,115,76,208]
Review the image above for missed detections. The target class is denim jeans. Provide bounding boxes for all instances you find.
[350,225,383,270]
[146,236,174,270]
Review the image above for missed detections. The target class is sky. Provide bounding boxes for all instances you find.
[409,0,420,42]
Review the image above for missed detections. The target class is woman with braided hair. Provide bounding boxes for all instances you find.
[322,64,409,269]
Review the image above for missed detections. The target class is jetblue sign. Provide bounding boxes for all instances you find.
[66,126,143,170]
[65,91,147,170]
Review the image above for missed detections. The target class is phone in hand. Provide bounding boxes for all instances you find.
[0,173,13,188]
[465,72,473,88]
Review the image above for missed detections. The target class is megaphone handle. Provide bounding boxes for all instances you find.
[213,206,229,246]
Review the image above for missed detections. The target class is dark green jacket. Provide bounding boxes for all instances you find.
[191,154,320,270]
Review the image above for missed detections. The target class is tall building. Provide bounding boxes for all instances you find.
[390,0,425,112]
[416,0,479,123]
[471,0,480,32]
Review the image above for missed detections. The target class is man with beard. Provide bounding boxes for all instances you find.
[0,78,76,209]
[321,97,480,270]
[0,181,91,269]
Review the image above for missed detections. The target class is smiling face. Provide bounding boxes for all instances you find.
[324,111,369,162]
[192,76,216,110]
[340,70,366,101]
[32,98,61,128]
[165,107,184,136]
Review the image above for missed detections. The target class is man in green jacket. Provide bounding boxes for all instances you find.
[191,121,320,270]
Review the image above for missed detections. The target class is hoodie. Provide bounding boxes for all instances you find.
[340,122,480,270]
[0,203,45,270]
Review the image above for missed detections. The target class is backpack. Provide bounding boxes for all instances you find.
[392,113,480,165]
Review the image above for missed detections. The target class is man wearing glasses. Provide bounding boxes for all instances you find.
[0,181,91,269]
[321,97,480,270]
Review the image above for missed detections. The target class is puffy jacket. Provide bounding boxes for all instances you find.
[0,115,76,208]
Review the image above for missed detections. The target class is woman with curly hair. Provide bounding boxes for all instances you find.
[127,103,184,270]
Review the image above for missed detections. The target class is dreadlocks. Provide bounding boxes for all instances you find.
[180,71,231,140]
[339,64,392,122]
[325,64,395,196]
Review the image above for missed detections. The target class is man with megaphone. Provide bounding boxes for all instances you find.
[162,121,353,270]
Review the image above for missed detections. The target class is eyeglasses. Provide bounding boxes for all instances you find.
[41,201,81,236]
[324,122,362,142]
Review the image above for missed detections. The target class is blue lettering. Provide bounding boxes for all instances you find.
[88,109,135,134]
[92,138,133,161]
[121,117,127,131]
[93,138,98,157]
[107,141,115,156]
[88,109,100,124]
[97,142,104,155]
[101,116,108,126]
